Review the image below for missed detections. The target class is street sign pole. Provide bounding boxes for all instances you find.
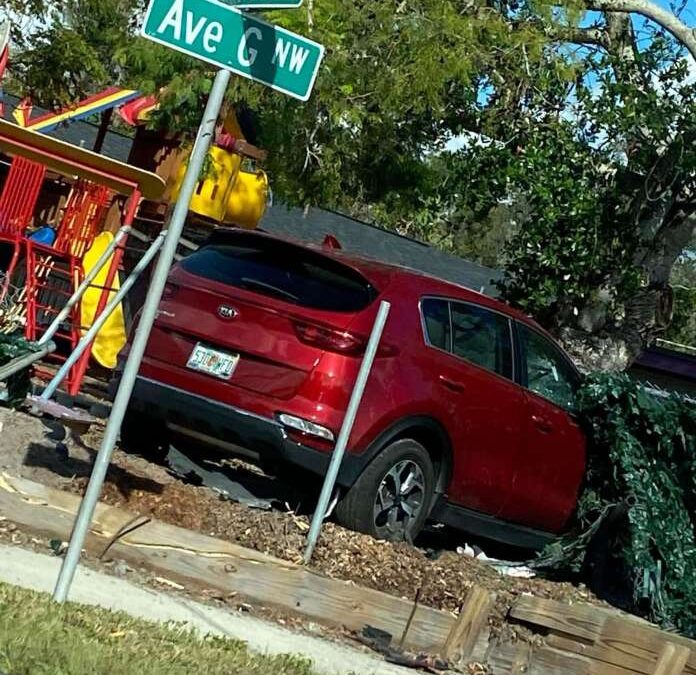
[53,0,322,602]
[52,68,232,603]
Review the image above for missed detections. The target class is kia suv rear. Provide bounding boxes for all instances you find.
[121,228,586,546]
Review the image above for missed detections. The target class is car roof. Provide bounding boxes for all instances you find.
[340,249,543,328]
[215,227,545,334]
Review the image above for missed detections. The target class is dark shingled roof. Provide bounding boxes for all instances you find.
[0,94,498,294]
[259,205,502,296]
[1,93,133,162]
[630,346,696,396]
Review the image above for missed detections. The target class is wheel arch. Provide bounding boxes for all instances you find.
[359,416,453,498]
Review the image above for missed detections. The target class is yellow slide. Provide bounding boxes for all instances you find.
[80,232,127,369]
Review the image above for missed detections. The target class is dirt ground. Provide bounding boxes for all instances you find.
[0,406,600,636]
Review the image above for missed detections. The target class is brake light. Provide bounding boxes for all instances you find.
[322,234,342,249]
[293,321,366,354]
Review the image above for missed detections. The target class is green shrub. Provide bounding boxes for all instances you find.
[0,333,39,406]
[536,373,696,636]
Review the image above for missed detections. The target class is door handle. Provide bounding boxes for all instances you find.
[438,375,466,392]
[532,415,553,433]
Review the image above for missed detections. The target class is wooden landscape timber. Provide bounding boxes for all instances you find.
[0,471,694,673]
[0,473,458,655]
[507,596,696,675]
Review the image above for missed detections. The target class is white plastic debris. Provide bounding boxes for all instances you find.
[456,543,536,579]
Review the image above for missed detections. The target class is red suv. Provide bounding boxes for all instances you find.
[121,228,586,547]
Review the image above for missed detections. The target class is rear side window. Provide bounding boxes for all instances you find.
[420,297,513,380]
[181,235,377,312]
[421,298,451,351]
[450,302,513,379]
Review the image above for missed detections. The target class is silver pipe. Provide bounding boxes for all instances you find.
[37,226,132,346]
[40,231,166,401]
[0,341,55,383]
[52,68,231,603]
[303,300,391,564]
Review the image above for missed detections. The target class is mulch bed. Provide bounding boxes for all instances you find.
[69,447,600,634]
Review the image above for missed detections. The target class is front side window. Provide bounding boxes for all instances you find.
[519,324,579,411]
[450,302,513,379]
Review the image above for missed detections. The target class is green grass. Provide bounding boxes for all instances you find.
[0,582,318,675]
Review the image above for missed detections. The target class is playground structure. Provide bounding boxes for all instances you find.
[0,118,165,396]
[0,25,270,398]
[124,99,270,229]
[0,99,270,396]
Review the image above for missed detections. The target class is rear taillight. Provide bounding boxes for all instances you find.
[293,321,366,355]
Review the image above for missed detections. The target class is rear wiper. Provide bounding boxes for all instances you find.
[239,277,299,302]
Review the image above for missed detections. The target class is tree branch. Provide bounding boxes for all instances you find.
[586,0,696,61]
[551,26,609,46]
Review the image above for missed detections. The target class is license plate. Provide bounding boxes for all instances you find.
[186,343,239,380]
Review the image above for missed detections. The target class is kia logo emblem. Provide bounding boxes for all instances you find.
[217,305,238,320]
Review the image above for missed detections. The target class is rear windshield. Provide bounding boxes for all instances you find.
[180,233,377,312]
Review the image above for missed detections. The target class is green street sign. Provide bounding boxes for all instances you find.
[141,0,324,101]
[232,0,303,8]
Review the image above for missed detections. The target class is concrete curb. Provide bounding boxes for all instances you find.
[0,543,411,675]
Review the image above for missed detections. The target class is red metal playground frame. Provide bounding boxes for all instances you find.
[0,118,165,396]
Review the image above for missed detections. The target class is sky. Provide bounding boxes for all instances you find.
[618,0,695,50]
[2,1,696,54]
[655,0,696,23]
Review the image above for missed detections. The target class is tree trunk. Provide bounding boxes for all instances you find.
[555,5,696,371]
[561,205,695,372]
[93,109,113,154]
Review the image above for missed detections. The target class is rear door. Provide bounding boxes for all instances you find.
[147,231,379,401]
[501,322,586,532]
[421,298,526,516]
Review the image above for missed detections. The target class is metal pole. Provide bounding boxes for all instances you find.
[40,231,167,401]
[68,191,141,397]
[52,68,231,602]
[0,341,55,383]
[37,226,132,347]
[303,300,391,564]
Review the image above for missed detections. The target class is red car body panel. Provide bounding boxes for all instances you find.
[132,229,586,535]
[507,392,587,531]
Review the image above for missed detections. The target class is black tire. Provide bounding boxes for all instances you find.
[119,409,169,464]
[336,439,435,542]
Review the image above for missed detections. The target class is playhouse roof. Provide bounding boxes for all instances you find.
[0,118,164,200]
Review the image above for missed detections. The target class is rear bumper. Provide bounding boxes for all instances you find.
[127,376,367,487]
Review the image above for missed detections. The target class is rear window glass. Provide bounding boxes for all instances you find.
[181,235,377,312]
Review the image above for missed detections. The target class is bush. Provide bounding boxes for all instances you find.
[536,373,696,636]
[0,333,39,406]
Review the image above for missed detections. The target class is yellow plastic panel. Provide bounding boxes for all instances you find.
[224,170,268,229]
[170,146,242,222]
[80,232,127,369]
